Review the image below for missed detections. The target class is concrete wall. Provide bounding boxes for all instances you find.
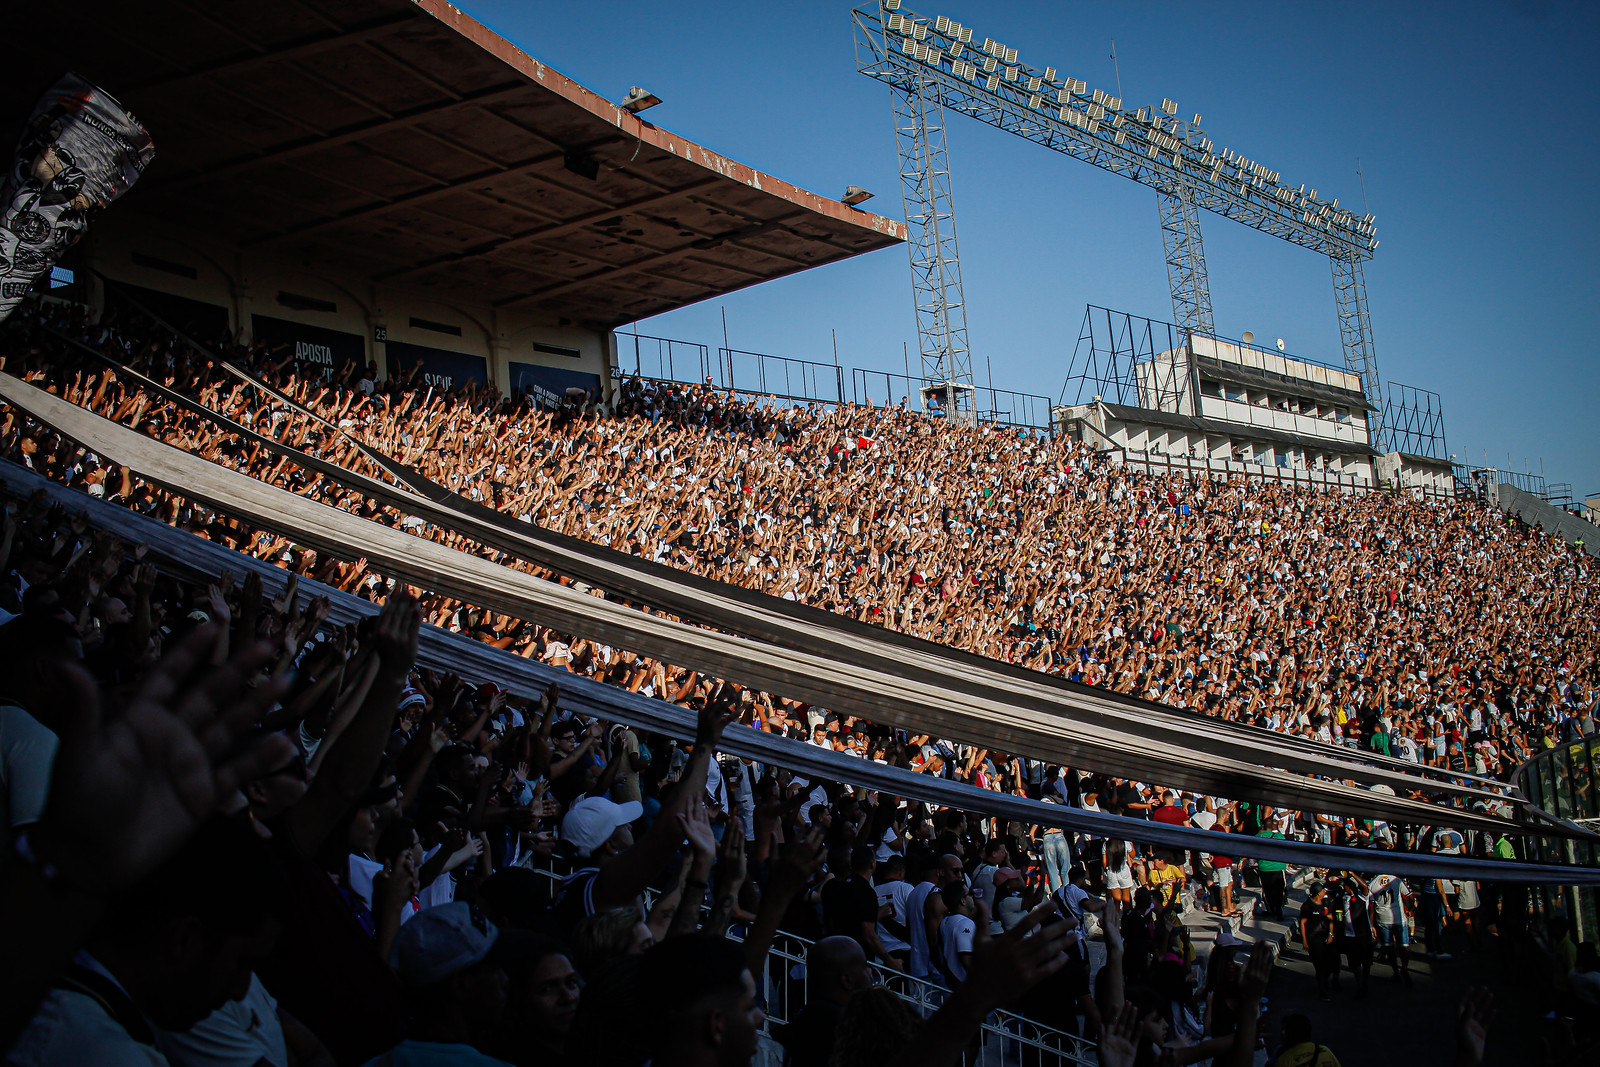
[78,212,615,404]
[1375,453,1456,499]
[1491,482,1599,556]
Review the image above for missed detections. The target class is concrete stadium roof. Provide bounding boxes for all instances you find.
[8,0,905,329]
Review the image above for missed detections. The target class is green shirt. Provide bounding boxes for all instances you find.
[1256,830,1287,872]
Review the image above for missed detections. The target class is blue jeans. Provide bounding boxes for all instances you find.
[1042,832,1071,892]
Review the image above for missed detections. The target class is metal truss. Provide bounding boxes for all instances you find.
[1156,188,1216,339]
[852,3,1376,261]
[1062,305,1192,412]
[890,69,973,394]
[1330,253,1385,447]
[1382,381,1446,460]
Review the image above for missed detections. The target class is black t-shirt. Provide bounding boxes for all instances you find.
[1114,783,1145,818]
[1299,898,1333,948]
[821,874,881,951]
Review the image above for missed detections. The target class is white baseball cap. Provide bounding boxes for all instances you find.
[560,795,644,857]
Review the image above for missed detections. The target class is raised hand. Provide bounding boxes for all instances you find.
[680,794,717,860]
[373,592,421,676]
[1238,940,1274,999]
[1103,893,1124,956]
[1455,986,1495,1067]
[960,900,1073,1013]
[36,626,295,897]
[205,582,232,625]
[1097,1004,1142,1067]
[697,682,739,746]
[770,822,827,891]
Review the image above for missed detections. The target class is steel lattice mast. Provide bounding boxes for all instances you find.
[852,0,1388,443]
[892,68,973,399]
[1156,187,1215,339]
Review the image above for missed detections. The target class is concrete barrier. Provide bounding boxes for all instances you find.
[1491,482,1599,556]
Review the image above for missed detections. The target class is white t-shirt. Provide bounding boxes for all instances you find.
[155,972,288,1067]
[8,955,168,1067]
[0,704,58,828]
[1054,882,1092,925]
[874,825,901,862]
[939,913,976,983]
[875,878,914,953]
[347,853,421,922]
[971,863,999,909]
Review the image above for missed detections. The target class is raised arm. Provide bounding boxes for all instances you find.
[284,595,420,857]
[590,688,737,911]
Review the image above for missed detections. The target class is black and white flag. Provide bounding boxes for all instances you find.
[0,73,155,322]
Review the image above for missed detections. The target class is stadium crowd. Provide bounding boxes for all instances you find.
[0,295,1594,1066]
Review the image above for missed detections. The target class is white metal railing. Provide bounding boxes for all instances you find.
[515,856,1095,1066]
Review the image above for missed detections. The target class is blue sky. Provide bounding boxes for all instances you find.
[461,1,1599,495]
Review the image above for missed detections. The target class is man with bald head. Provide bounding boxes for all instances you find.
[775,936,874,1067]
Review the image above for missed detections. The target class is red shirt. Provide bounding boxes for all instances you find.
[1151,804,1189,826]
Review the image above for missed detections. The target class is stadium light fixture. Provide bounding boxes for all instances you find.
[619,86,661,114]
[842,185,875,207]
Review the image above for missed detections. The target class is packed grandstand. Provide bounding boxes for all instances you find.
[2,2,1599,1067]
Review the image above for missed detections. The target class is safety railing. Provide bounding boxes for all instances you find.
[718,347,847,406]
[1515,736,1600,943]
[975,384,1056,433]
[1100,446,1460,504]
[513,857,1092,1067]
[851,368,1054,436]
[748,929,1096,1067]
[617,332,714,385]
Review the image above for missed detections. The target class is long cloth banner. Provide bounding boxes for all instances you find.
[89,280,1513,802]
[42,318,1526,819]
[0,457,1594,886]
[0,371,1562,842]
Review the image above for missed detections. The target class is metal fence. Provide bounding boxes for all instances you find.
[1515,737,1600,943]
[1112,446,1457,503]
[851,368,1054,434]
[612,331,1052,434]
[748,929,1095,1067]
[618,332,713,384]
[718,347,846,406]
[512,858,1091,1067]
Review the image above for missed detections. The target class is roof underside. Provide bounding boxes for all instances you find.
[7,0,904,330]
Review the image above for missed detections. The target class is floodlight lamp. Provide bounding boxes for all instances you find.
[619,86,661,114]
[842,185,875,207]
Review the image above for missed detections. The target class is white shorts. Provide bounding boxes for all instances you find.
[1106,866,1135,890]
[1214,866,1233,887]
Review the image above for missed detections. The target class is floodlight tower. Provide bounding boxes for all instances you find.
[851,1,1389,445]
[861,20,975,410]
[893,66,973,403]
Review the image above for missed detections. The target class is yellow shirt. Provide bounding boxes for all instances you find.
[1147,862,1185,906]
[1273,1041,1340,1067]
